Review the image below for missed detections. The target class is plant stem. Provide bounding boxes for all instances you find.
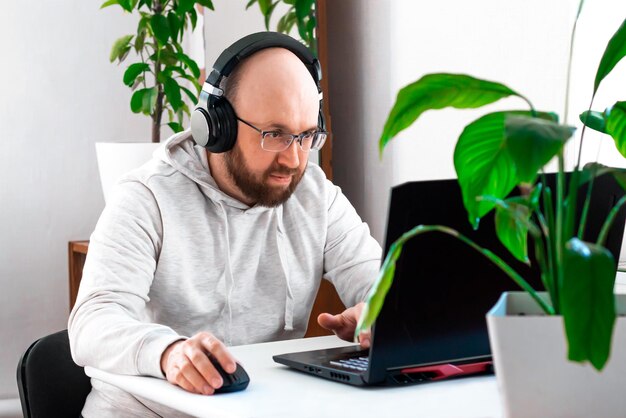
[577,162,596,239]
[564,0,585,124]
[151,0,163,143]
[597,195,626,246]
[555,153,565,313]
[396,225,554,315]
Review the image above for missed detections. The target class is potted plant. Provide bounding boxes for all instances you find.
[96,0,211,201]
[355,2,626,416]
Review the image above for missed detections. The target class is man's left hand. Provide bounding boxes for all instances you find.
[317,302,371,348]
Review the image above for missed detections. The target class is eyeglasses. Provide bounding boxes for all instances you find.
[236,116,328,152]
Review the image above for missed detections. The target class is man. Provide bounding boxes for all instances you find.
[69,34,381,417]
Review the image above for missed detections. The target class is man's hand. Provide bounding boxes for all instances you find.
[160,332,237,395]
[317,302,371,348]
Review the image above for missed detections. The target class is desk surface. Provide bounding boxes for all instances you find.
[86,336,502,418]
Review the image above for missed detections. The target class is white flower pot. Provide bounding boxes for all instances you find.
[95,142,161,203]
[487,291,626,418]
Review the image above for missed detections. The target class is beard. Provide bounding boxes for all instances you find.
[223,144,305,207]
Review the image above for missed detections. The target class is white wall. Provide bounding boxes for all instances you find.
[0,0,148,407]
[0,0,270,413]
[326,0,626,245]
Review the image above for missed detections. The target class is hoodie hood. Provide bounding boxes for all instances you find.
[154,130,254,212]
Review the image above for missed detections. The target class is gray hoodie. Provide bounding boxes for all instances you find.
[68,131,381,417]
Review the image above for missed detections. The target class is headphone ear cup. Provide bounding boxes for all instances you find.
[205,97,238,153]
[191,107,211,147]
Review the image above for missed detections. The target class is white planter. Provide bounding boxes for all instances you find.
[95,142,161,203]
[487,291,626,418]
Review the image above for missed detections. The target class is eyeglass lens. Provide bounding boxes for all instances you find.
[262,131,327,152]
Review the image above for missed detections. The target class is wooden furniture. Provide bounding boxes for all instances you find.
[86,335,502,418]
[68,241,344,337]
[317,0,333,180]
[68,241,89,313]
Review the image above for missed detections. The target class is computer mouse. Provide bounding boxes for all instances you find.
[210,357,250,394]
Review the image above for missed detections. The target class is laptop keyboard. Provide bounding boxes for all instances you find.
[329,356,369,372]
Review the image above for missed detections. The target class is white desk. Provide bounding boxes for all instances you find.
[86,336,502,418]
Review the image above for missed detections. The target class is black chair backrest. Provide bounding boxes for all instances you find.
[17,329,91,418]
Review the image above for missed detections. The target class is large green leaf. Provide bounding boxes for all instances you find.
[109,34,133,62]
[164,77,182,111]
[606,101,626,158]
[150,14,170,45]
[594,18,626,94]
[581,162,626,191]
[454,111,527,228]
[123,62,150,87]
[505,115,575,183]
[561,238,616,370]
[579,110,607,134]
[379,74,525,156]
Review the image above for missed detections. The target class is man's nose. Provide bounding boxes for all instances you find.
[276,140,300,169]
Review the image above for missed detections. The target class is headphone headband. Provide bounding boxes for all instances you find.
[206,32,322,93]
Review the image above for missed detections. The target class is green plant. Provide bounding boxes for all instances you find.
[355,4,626,371]
[247,0,318,53]
[103,0,318,143]
[103,0,213,142]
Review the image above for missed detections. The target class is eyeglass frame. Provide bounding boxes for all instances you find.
[235,116,328,152]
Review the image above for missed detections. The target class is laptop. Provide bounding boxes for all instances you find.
[273,173,626,386]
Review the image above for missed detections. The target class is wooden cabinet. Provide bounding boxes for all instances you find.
[68,240,89,312]
[68,241,344,337]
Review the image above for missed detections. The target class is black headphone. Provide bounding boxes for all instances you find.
[190,32,325,153]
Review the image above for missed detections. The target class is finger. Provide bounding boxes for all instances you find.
[178,373,213,395]
[201,335,237,374]
[317,312,343,330]
[179,357,215,395]
[358,330,371,349]
[184,345,223,389]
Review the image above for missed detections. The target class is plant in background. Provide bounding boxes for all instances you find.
[355,3,626,371]
[103,0,214,143]
[247,0,317,53]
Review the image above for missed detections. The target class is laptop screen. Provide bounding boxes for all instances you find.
[365,173,626,383]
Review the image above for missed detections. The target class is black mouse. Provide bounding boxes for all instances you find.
[210,357,250,394]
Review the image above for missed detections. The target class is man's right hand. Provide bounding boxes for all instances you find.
[160,331,237,395]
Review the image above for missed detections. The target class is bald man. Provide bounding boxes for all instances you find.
[69,41,381,417]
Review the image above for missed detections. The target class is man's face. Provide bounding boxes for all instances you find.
[220,48,320,207]
[223,139,307,207]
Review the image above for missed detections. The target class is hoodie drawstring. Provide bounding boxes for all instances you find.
[275,207,295,331]
[218,202,235,345]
